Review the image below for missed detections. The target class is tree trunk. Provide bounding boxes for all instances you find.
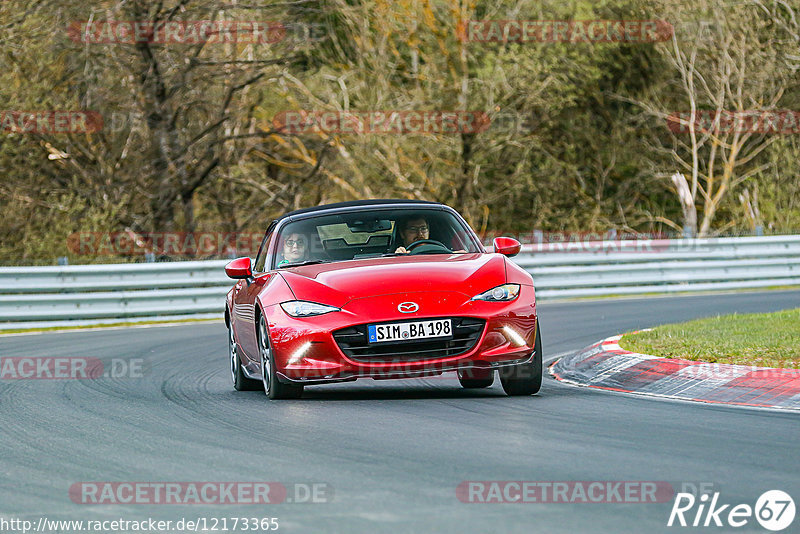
[456,132,475,224]
[671,173,697,237]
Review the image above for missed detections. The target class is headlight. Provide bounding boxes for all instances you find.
[471,284,520,302]
[280,301,340,317]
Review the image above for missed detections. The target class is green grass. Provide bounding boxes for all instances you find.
[0,317,218,335]
[619,308,800,369]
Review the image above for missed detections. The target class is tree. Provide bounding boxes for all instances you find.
[618,0,797,236]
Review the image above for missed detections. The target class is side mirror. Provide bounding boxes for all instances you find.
[225,257,253,279]
[493,237,521,257]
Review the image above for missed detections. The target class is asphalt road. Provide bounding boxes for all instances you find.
[1,290,799,534]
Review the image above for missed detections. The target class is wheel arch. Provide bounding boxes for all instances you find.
[253,301,270,348]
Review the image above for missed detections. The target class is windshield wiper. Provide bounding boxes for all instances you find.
[278,259,332,268]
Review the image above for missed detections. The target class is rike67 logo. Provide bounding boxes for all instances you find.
[668,490,795,531]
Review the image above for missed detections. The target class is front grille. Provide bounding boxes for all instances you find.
[333,317,485,362]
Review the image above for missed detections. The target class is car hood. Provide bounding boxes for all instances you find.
[279,253,506,307]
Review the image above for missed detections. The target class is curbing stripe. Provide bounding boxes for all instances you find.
[550,334,800,411]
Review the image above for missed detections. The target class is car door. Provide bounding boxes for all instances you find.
[231,225,275,369]
[232,278,259,368]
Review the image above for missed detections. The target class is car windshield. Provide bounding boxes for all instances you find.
[274,208,481,268]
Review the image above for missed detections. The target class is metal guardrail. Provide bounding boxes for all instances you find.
[518,235,800,298]
[1,235,799,329]
[0,261,230,329]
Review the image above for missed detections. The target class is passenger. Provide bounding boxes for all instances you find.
[278,232,308,266]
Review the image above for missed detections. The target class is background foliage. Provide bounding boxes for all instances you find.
[1,0,799,263]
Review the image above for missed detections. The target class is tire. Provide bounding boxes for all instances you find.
[257,315,304,400]
[457,368,494,388]
[229,321,261,391]
[499,325,543,396]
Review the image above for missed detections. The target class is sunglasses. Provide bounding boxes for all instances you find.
[285,239,306,247]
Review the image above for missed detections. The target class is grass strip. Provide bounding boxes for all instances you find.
[619,308,800,369]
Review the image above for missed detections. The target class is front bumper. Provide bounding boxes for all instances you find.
[265,286,537,384]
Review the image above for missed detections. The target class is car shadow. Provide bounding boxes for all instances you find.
[297,381,515,401]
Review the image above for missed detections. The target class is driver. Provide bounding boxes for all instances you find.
[394,216,467,254]
[394,216,430,254]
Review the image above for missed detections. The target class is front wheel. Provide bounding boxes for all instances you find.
[258,315,303,400]
[499,325,542,396]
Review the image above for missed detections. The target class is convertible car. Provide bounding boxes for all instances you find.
[225,199,541,399]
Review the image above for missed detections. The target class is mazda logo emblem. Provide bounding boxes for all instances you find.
[398,302,419,313]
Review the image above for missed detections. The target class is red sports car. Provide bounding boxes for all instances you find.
[225,199,541,399]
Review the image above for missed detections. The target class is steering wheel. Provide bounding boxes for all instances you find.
[405,239,452,254]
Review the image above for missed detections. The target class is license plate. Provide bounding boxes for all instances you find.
[368,319,452,343]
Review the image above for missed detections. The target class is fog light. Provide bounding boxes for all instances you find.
[502,326,526,346]
[287,342,311,365]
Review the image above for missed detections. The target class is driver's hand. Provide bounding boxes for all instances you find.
[394,247,409,254]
